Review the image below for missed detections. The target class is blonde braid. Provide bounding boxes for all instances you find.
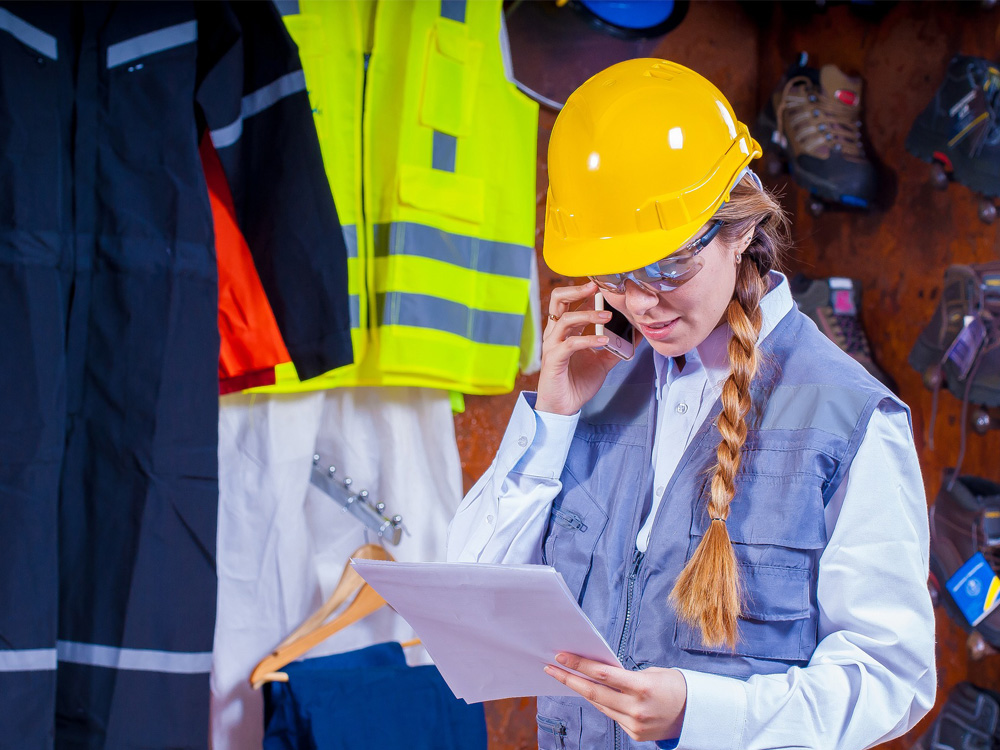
[669,259,769,649]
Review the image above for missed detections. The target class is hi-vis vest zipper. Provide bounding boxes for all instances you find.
[254,0,539,395]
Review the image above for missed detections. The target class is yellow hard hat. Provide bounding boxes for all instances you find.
[543,59,762,277]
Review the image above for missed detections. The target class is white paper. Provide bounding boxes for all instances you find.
[350,559,622,703]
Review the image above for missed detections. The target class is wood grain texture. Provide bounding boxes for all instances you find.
[455,2,1000,746]
[758,3,1000,747]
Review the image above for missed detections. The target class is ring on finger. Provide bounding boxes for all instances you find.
[548,313,560,322]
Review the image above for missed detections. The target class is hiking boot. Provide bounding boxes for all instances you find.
[909,263,1000,409]
[913,682,1000,750]
[906,55,1000,224]
[758,53,878,214]
[789,274,895,390]
[929,472,1000,648]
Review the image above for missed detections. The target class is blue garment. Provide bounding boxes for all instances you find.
[263,643,487,750]
[534,307,904,749]
[0,3,351,747]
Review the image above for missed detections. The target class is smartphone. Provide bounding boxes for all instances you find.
[594,292,635,361]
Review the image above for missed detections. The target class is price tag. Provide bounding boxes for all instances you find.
[945,314,986,380]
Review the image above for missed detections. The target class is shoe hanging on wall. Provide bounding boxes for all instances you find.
[912,681,1000,750]
[910,263,1000,470]
[906,54,1000,225]
[757,53,879,217]
[928,472,1000,652]
[789,274,896,391]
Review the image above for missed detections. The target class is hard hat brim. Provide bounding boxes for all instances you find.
[543,214,713,278]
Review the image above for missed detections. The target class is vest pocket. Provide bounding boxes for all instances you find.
[674,472,823,663]
[673,562,816,662]
[397,163,485,224]
[536,706,583,750]
[537,715,568,749]
[543,467,609,602]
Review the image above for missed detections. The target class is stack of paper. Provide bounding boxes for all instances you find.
[351,559,622,703]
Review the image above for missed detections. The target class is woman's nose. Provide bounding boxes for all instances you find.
[623,279,659,317]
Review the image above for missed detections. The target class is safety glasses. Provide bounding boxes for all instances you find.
[589,220,724,294]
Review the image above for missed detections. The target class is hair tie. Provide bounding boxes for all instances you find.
[710,517,726,523]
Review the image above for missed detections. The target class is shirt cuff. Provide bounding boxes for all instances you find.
[510,393,580,479]
[675,669,747,750]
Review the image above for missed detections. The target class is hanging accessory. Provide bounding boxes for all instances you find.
[311,455,404,545]
[249,543,421,688]
[910,263,1000,478]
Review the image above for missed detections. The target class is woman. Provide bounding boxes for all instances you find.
[448,59,935,749]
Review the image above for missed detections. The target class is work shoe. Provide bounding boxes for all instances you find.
[789,274,895,390]
[913,682,1000,750]
[906,54,1000,224]
[758,53,878,212]
[909,262,1000,409]
[929,472,1000,648]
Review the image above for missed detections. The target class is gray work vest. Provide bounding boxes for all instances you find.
[535,307,905,750]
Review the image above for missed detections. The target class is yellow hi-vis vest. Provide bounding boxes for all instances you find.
[256,0,539,395]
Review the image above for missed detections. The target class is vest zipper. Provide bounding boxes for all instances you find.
[537,715,568,748]
[614,548,645,750]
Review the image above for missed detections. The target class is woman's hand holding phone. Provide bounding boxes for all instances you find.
[535,281,623,416]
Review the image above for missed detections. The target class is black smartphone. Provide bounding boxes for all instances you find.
[595,292,635,361]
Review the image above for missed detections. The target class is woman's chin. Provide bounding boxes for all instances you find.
[644,335,693,359]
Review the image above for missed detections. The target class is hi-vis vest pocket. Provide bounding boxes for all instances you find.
[397,163,484,225]
[420,17,482,137]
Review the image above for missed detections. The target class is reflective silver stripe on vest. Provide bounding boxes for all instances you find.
[271,0,300,16]
[379,292,522,347]
[760,384,875,439]
[374,223,532,281]
[211,70,307,149]
[342,224,359,260]
[432,130,457,172]
[342,225,360,328]
[107,20,197,69]
[440,0,467,22]
[0,9,57,60]
[0,648,57,672]
[57,641,212,674]
[349,295,360,330]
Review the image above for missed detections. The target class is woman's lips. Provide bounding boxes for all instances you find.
[637,318,679,340]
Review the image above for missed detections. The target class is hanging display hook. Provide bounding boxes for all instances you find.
[310,455,404,545]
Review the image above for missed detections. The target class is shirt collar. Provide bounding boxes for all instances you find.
[653,270,793,393]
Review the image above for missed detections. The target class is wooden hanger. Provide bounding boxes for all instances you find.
[273,543,391,652]
[250,544,417,689]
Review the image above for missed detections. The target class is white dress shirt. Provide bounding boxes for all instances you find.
[447,272,936,750]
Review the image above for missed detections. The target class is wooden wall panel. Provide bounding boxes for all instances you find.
[758,3,1000,748]
[453,2,1000,747]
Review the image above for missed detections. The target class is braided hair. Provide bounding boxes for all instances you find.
[668,176,791,649]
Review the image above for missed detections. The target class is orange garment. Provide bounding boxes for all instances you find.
[201,136,289,394]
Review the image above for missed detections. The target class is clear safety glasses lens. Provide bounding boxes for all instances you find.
[589,221,723,294]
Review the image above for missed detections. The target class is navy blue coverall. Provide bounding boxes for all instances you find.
[0,3,352,747]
